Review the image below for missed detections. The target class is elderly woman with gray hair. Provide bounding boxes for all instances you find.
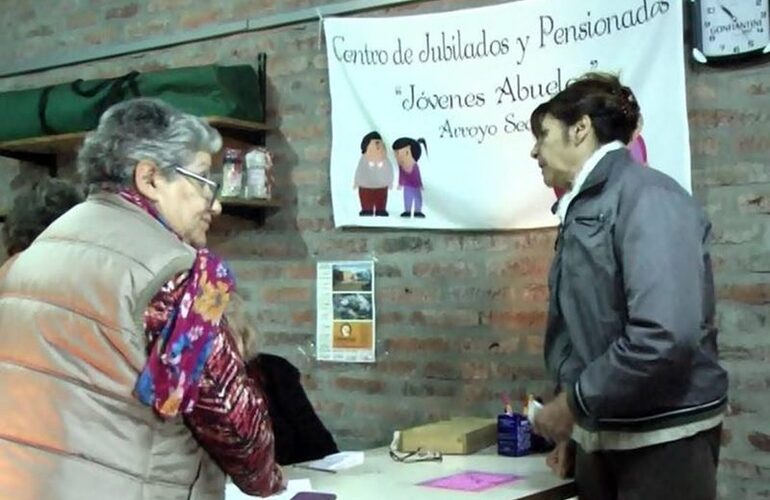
[0,98,282,500]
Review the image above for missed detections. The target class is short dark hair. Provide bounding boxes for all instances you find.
[2,177,84,256]
[360,131,382,153]
[530,101,550,139]
[531,72,640,145]
[391,137,428,161]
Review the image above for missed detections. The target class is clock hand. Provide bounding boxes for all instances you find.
[720,5,738,24]
[720,4,752,35]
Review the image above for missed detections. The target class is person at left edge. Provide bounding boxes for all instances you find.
[0,98,282,500]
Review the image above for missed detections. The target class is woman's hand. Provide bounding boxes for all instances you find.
[532,392,574,443]
[546,441,574,479]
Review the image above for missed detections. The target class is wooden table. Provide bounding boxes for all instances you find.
[283,446,576,500]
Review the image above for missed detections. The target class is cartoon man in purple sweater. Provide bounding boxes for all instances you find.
[392,137,428,218]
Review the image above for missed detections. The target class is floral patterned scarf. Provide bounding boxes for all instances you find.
[119,189,235,418]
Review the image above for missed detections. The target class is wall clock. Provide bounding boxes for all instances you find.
[690,0,770,63]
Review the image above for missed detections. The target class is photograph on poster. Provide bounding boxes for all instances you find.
[333,293,373,320]
[332,263,373,292]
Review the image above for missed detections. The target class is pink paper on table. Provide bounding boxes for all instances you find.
[418,471,523,492]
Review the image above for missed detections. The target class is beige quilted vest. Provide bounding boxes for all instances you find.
[0,193,225,500]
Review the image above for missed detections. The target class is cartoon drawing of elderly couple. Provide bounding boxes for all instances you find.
[353,131,427,218]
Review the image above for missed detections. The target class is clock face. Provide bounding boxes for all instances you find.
[699,0,770,57]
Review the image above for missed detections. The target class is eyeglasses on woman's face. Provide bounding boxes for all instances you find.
[174,166,219,209]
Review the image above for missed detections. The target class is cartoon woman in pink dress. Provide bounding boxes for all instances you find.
[392,137,428,218]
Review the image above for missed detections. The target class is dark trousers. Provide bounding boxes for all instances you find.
[358,187,387,212]
[575,425,721,500]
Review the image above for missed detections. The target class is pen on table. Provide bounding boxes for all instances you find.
[292,464,337,474]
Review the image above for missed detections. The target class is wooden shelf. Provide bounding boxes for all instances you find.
[0,116,271,160]
[0,117,279,221]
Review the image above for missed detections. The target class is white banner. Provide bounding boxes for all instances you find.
[325,0,688,230]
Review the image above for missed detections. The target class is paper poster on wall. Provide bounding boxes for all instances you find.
[324,0,689,230]
[316,261,376,363]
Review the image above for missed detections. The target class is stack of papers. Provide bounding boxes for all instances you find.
[225,479,313,500]
[301,451,365,472]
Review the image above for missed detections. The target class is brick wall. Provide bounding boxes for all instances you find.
[0,1,767,497]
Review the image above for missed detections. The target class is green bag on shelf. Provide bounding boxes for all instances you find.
[0,60,266,142]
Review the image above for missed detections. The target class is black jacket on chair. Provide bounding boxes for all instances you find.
[247,353,339,465]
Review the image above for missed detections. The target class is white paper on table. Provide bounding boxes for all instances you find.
[304,451,365,472]
[225,478,313,499]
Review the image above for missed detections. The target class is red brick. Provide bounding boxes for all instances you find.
[524,334,544,354]
[410,309,479,328]
[458,383,497,404]
[312,400,345,417]
[462,335,522,354]
[300,374,318,391]
[378,236,433,253]
[126,19,170,39]
[84,28,116,45]
[459,361,490,380]
[335,376,385,394]
[386,337,451,352]
[423,361,461,380]
[688,109,766,129]
[148,0,189,11]
[229,265,282,281]
[296,218,333,232]
[314,238,368,256]
[262,286,311,303]
[283,123,326,141]
[26,25,54,37]
[738,193,770,214]
[721,427,733,446]
[748,432,770,453]
[735,135,770,155]
[218,239,305,258]
[508,283,549,303]
[748,81,770,96]
[412,261,476,278]
[444,230,555,252]
[291,309,313,326]
[377,312,404,324]
[720,458,762,479]
[487,255,551,280]
[284,263,316,280]
[484,310,547,330]
[303,144,330,163]
[106,3,139,19]
[480,335,523,354]
[377,359,418,375]
[375,264,403,278]
[690,136,720,157]
[711,221,763,244]
[718,283,770,305]
[690,82,717,100]
[695,161,770,187]
[487,360,547,380]
[402,381,457,398]
[67,12,98,29]
[290,168,328,187]
[261,332,312,347]
[181,9,221,29]
[379,286,435,305]
[297,193,331,208]
[351,402,409,421]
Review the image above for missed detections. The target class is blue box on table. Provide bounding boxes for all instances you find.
[497,413,531,457]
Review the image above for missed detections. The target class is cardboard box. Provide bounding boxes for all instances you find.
[398,417,497,455]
